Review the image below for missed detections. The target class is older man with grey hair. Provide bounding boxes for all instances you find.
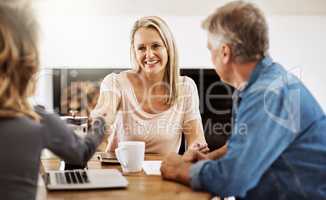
[160,1,326,199]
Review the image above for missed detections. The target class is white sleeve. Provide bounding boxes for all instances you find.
[90,73,121,131]
[182,77,202,123]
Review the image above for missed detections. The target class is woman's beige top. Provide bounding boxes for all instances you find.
[91,71,203,155]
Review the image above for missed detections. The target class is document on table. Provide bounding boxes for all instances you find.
[142,161,162,176]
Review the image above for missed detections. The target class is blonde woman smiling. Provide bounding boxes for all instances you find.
[91,16,208,155]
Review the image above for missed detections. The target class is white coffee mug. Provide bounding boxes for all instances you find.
[115,141,145,173]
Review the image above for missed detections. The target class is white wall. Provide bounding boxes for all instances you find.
[268,16,326,112]
[33,0,326,16]
[37,16,210,68]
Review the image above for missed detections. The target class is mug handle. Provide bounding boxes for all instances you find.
[115,147,128,168]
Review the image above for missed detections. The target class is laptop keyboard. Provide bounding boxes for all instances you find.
[55,170,90,184]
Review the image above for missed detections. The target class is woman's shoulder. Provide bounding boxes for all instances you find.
[179,76,197,90]
[102,70,136,82]
[102,70,124,81]
[0,115,42,132]
[123,70,139,81]
[101,70,132,90]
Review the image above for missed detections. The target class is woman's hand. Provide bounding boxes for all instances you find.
[182,149,209,163]
[183,143,228,163]
[189,142,210,154]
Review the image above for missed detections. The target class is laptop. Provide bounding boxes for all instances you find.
[43,169,128,190]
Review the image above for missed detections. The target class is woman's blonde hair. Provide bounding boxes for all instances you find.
[0,2,39,120]
[130,16,180,105]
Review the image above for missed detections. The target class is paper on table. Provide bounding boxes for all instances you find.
[142,161,162,176]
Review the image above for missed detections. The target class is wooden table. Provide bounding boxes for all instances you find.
[41,153,211,200]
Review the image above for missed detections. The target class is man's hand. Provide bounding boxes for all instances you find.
[182,149,209,163]
[160,153,192,185]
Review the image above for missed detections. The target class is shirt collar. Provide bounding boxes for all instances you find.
[237,56,273,98]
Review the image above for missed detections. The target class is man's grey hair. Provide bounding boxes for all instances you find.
[202,0,269,64]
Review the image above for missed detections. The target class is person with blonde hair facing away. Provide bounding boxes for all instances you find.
[91,16,208,155]
[161,1,326,199]
[0,2,106,199]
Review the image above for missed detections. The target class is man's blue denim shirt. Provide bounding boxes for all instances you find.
[190,57,326,199]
